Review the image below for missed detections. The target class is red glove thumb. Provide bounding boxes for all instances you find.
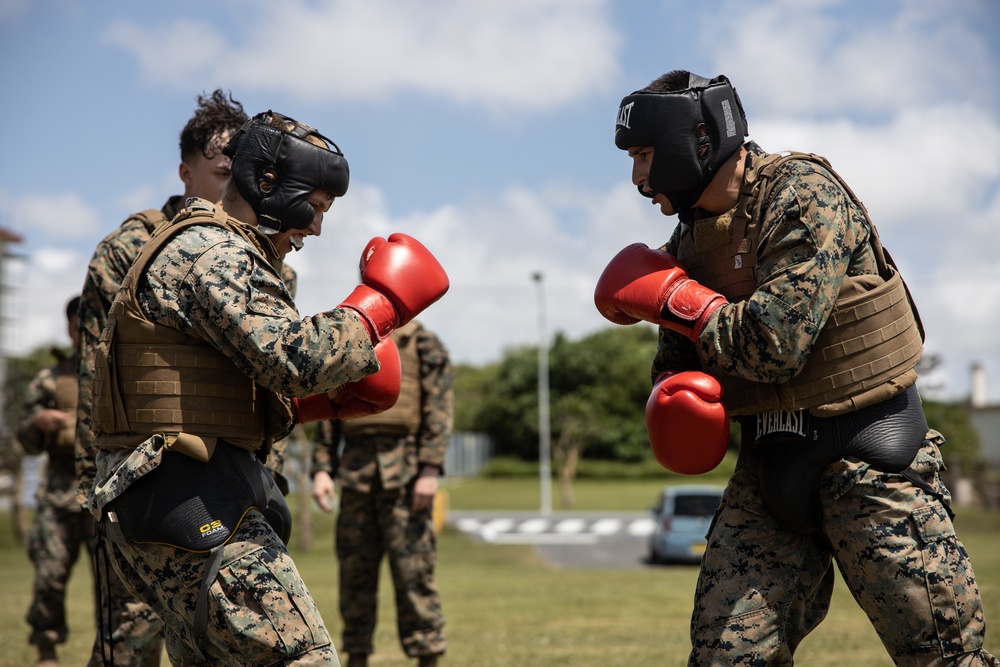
[359,236,386,272]
[294,338,401,423]
[645,371,729,475]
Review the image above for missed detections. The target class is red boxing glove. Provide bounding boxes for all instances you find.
[339,233,449,341]
[294,338,402,423]
[645,371,729,475]
[594,243,726,341]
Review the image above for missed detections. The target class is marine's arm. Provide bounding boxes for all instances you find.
[697,163,872,382]
[17,368,60,456]
[415,327,453,471]
[310,419,342,513]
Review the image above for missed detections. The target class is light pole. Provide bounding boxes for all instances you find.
[532,272,552,516]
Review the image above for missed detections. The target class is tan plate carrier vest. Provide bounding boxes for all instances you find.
[342,320,423,437]
[676,152,924,417]
[92,204,293,460]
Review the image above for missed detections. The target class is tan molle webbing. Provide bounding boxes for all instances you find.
[679,209,757,301]
[343,321,423,437]
[774,269,923,413]
[115,343,264,438]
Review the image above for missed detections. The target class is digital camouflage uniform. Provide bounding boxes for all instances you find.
[89,198,377,666]
[312,320,453,660]
[76,197,300,665]
[653,143,997,666]
[19,350,98,657]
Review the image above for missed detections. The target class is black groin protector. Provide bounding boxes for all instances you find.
[108,440,292,551]
[615,74,747,213]
[738,384,927,535]
[224,111,349,232]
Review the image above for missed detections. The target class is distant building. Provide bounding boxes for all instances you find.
[968,363,1000,467]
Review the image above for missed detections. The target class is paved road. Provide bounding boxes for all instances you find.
[448,510,667,570]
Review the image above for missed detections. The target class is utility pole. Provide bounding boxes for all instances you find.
[531,272,552,516]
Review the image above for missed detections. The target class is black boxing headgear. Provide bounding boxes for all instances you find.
[223,111,350,232]
[614,73,747,214]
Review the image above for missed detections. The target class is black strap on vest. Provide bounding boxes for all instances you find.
[193,545,226,659]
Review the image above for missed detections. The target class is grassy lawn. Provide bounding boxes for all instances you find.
[0,476,998,666]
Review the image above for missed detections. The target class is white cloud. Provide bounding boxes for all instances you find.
[103,0,620,113]
[2,246,87,356]
[713,0,997,117]
[751,103,1000,229]
[0,190,102,241]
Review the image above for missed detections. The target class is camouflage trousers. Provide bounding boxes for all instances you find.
[26,504,97,648]
[690,435,999,666]
[336,482,446,658]
[107,509,339,666]
[88,532,165,666]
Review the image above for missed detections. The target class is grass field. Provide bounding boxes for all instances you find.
[1,477,998,666]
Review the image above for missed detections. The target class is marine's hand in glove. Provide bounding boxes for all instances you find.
[293,337,401,423]
[594,243,726,341]
[339,233,449,341]
[645,371,729,475]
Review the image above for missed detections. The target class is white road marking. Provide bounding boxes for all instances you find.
[516,518,550,534]
[483,532,598,545]
[590,518,622,535]
[452,515,656,544]
[553,518,586,533]
[627,518,656,536]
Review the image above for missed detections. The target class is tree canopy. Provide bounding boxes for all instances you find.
[455,325,659,462]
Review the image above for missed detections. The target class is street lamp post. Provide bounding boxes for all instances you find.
[532,272,552,516]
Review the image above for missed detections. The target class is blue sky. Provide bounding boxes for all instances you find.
[1,0,998,403]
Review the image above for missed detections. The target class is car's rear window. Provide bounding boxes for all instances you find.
[674,494,721,518]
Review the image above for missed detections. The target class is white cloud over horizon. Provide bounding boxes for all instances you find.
[1,0,998,405]
[103,0,621,113]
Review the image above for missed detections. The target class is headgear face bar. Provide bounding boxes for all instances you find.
[615,74,747,215]
[224,111,350,233]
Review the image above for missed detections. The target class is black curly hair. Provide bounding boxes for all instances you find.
[179,89,248,163]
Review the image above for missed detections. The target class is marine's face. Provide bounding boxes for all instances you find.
[180,131,235,203]
[271,188,334,259]
[627,146,677,217]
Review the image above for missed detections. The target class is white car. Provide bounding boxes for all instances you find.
[647,484,725,564]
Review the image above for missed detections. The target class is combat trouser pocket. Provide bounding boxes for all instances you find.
[908,501,976,659]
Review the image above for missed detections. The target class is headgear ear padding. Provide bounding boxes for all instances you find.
[615,74,747,214]
[224,111,350,232]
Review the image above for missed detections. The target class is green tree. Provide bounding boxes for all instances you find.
[457,325,659,470]
[922,399,982,475]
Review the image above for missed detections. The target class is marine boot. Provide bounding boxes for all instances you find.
[37,642,58,667]
[417,655,441,667]
[346,655,368,667]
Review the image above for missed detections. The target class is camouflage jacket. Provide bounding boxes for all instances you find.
[18,352,81,509]
[652,142,881,386]
[87,199,375,516]
[76,197,297,505]
[312,322,454,492]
